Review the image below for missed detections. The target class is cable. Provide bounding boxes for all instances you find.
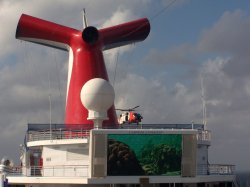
[120,0,177,39]
[53,49,65,122]
[149,0,177,22]
[113,49,119,88]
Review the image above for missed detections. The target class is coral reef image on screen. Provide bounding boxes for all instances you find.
[107,134,182,176]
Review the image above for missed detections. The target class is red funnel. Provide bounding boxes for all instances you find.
[16,14,150,128]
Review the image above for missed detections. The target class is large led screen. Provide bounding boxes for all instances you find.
[107,134,182,176]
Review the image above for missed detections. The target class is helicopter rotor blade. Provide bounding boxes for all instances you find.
[131,105,140,110]
[116,105,140,112]
[115,108,127,111]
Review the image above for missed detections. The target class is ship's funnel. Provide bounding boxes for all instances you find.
[15,14,150,127]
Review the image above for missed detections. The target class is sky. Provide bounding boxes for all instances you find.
[0,0,250,171]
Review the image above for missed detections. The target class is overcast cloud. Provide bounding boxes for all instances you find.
[0,0,250,171]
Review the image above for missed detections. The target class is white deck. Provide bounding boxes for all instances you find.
[8,175,235,184]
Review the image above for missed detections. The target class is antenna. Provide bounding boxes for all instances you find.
[201,76,207,130]
[82,8,88,29]
[113,50,119,88]
[48,73,52,139]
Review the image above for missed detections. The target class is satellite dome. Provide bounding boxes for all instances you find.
[80,78,115,123]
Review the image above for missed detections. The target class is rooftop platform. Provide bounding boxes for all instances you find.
[25,123,211,146]
[25,123,211,145]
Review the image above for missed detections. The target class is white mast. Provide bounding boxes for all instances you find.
[201,76,207,130]
[82,8,88,29]
[48,73,52,140]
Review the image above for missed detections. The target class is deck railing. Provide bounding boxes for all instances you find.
[197,164,235,175]
[26,126,211,144]
[209,164,235,175]
[10,164,234,177]
[8,165,89,177]
[26,129,90,142]
[120,123,204,130]
[26,123,207,142]
[197,130,211,142]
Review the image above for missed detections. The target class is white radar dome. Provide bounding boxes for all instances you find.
[80,78,115,122]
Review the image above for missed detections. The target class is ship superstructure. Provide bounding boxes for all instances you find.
[0,12,237,187]
[3,123,236,187]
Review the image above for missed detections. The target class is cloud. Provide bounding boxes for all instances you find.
[101,8,136,28]
[143,43,195,65]
[102,7,137,80]
[0,42,68,160]
[197,9,250,79]
[198,10,250,56]
[115,73,202,124]
[197,47,250,171]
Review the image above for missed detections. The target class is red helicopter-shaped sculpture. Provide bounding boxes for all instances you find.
[117,106,143,125]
